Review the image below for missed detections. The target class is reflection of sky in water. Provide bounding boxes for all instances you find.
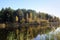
[34,34,40,40]
[33,27,60,40]
[33,34,47,40]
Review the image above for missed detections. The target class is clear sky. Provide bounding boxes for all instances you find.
[0,0,60,18]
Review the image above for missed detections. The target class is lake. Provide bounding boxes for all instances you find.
[32,27,60,40]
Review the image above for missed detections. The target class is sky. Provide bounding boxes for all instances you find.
[0,0,60,18]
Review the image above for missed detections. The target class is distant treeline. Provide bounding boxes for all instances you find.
[0,7,59,23]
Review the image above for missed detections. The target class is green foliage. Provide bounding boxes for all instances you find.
[0,7,59,23]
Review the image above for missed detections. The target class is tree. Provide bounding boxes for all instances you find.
[2,7,14,23]
[0,8,5,23]
[16,9,23,23]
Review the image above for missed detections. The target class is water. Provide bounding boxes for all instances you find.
[0,24,60,40]
[33,34,47,40]
[33,27,60,40]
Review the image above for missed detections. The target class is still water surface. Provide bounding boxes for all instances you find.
[32,27,60,40]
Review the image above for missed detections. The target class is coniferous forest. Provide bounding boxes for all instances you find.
[0,7,60,40]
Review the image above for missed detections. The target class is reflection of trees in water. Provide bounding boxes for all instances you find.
[0,29,8,40]
[0,28,16,40]
[0,24,52,40]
